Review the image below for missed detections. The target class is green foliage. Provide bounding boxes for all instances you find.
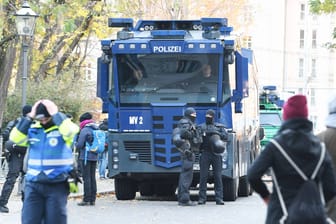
[310,0,336,49]
[310,0,336,14]
[2,78,92,127]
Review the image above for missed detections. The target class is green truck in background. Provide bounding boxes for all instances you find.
[259,86,284,149]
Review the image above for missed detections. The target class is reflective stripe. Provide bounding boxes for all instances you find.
[27,169,54,175]
[28,159,73,166]
[27,169,41,176]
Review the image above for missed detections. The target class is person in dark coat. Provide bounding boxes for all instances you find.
[0,105,31,213]
[247,94,336,224]
[75,112,98,206]
[317,94,336,222]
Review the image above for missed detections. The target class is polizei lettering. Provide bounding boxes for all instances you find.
[153,46,182,53]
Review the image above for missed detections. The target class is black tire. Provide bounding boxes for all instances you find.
[115,178,136,200]
[238,175,250,197]
[223,177,238,201]
[139,183,154,196]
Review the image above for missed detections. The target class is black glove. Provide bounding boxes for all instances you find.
[184,150,193,157]
[180,129,193,139]
[69,169,82,184]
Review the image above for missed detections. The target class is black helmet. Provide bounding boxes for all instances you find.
[184,107,196,117]
[184,107,196,122]
[210,134,226,154]
[206,109,215,118]
[205,109,215,124]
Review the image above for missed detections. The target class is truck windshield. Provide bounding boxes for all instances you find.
[117,54,225,104]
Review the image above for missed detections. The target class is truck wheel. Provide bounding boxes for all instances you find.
[115,178,136,200]
[223,177,238,201]
[139,183,154,196]
[238,175,250,197]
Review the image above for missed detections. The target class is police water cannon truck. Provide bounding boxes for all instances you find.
[97,17,262,201]
[259,86,284,148]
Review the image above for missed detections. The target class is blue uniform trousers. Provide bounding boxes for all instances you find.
[22,181,69,224]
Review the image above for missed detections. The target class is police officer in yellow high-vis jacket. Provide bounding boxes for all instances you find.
[9,99,79,224]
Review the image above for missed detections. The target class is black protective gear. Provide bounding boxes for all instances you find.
[205,109,215,125]
[172,127,184,147]
[180,129,193,139]
[184,107,196,123]
[184,150,193,158]
[210,134,226,154]
[176,109,197,205]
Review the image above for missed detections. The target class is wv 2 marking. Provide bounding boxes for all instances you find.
[129,116,144,125]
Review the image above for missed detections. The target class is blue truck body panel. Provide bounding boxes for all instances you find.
[97,18,261,201]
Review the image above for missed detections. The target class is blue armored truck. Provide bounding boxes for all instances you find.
[97,18,261,201]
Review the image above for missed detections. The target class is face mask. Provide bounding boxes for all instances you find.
[189,116,196,123]
[206,117,213,124]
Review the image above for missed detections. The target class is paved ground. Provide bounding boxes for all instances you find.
[0,171,115,201]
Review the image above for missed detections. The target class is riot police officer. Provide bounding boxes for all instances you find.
[173,107,202,206]
[198,109,228,205]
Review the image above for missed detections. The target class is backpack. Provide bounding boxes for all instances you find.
[84,129,106,164]
[270,139,334,224]
[85,129,106,154]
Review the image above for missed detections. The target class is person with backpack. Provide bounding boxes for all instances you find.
[0,105,31,213]
[9,99,80,224]
[76,112,99,206]
[247,94,336,224]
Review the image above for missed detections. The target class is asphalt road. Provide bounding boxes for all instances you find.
[0,190,267,224]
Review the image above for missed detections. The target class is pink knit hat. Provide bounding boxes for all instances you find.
[282,94,308,121]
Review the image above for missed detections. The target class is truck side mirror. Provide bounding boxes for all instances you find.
[259,127,265,140]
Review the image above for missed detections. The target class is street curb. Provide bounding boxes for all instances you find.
[68,190,115,199]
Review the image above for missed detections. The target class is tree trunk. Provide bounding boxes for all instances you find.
[0,0,19,126]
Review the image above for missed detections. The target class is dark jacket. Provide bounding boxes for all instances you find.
[177,117,202,151]
[76,123,99,161]
[2,118,21,142]
[199,122,228,152]
[248,118,336,224]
